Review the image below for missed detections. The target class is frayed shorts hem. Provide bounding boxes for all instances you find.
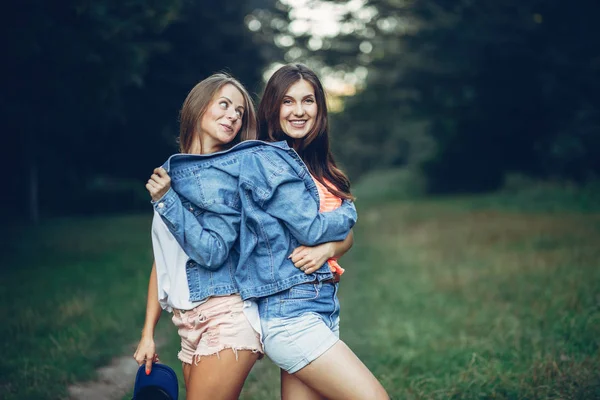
[178,345,263,366]
[286,336,339,374]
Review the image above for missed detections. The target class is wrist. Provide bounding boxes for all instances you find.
[151,187,174,206]
[327,243,336,258]
[141,327,155,339]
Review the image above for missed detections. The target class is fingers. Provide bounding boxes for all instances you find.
[145,357,153,375]
[146,167,171,201]
[133,349,147,366]
[293,257,311,269]
[154,167,169,178]
[290,245,331,274]
[133,350,143,366]
[149,174,162,185]
[293,256,316,273]
[146,179,159,191]
[151,169,171,188]
[133,339,158,373]
[289,248,307,264]
[146,181,159,198]
[149,167,171,185]
[150,173,170,187]
[303,265,320,274]
[289,246,306,260]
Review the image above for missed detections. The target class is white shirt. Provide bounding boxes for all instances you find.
[151,213,262,341]
[151,212,204,312]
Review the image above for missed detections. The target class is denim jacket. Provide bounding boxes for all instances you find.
[154,140,357,300]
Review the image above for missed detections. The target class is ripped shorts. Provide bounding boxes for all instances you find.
[171,294,263,365]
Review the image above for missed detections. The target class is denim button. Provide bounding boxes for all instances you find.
[158,202,165,209]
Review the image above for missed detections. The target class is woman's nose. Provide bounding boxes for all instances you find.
[227,109,238,121]
[293,104,305,116]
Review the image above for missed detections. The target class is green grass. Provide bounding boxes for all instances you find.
[339,201,600,399]
[0,214,158,399]
[2,188,599,399]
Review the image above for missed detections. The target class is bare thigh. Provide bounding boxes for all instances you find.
[183,362,192,389]
[281,369,325,400]
[185,349,259,400]
[293,340,389,400]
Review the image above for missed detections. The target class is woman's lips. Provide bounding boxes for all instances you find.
[289,120,307,128]
[220,123,233,132]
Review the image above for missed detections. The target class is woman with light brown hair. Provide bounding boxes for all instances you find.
[133,73,263,399]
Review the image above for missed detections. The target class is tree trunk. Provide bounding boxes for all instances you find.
[29,158,39,223]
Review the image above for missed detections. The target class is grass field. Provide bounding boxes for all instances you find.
[1,188,599,399]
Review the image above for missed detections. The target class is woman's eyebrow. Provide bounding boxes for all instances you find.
[283,93,315,99]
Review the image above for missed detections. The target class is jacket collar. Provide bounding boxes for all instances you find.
[164,140,291,171]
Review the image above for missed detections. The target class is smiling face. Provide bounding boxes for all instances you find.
[279,79,317,140]
[198,83,245,153]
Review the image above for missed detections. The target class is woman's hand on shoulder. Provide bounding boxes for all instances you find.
[133,335,159,375]
[289,243,334,275]
[146,167,171,202]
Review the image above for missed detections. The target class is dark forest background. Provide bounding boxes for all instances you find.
[4,0,599,222]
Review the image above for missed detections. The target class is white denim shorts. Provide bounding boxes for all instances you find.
[257,282,340,373]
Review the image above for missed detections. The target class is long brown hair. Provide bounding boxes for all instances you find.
[257,64,353,200]
[179,73,257,153]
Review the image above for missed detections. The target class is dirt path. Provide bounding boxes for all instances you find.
[67,353,139,400]
[67,333,170,400]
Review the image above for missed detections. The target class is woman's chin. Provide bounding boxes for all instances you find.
[218,131,238,145]
[283,129,309,140]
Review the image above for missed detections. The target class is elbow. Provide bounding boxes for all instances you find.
[188,250,227,271]
[202,239,230,271]
[297,233,321,247]
[346,230,355,250]
[184,233,230,270]
[205,252,228,271]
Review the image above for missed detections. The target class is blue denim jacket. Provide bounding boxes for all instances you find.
[153,191,238,302]
[154,140,357,300]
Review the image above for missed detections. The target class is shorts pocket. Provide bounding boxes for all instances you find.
[281,283,319,302]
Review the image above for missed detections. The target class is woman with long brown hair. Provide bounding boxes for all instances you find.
[256,63,389,400]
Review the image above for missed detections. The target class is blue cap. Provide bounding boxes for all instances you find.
[132,363,178,400]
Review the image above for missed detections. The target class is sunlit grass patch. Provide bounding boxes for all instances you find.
[340,198,600,399]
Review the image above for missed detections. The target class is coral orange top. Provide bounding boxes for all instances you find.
[311,175,345,275]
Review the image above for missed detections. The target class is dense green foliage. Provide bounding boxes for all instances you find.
[257,0,600,192]
[5,0,599,213]
[4,0,276,219]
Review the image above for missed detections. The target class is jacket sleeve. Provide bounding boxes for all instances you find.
[241,151,357,246]
[152,188,239,271]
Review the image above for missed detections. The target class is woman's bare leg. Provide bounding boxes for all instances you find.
[185,349,259,400]
[182,362,192,390]
[293,341,389,400]
[281,369,325,400]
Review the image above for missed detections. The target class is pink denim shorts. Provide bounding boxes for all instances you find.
[171,294,263,364]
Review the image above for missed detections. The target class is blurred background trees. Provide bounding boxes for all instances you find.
[4,0,599,221]
[4,0,277,220]
[252,0,600,192]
